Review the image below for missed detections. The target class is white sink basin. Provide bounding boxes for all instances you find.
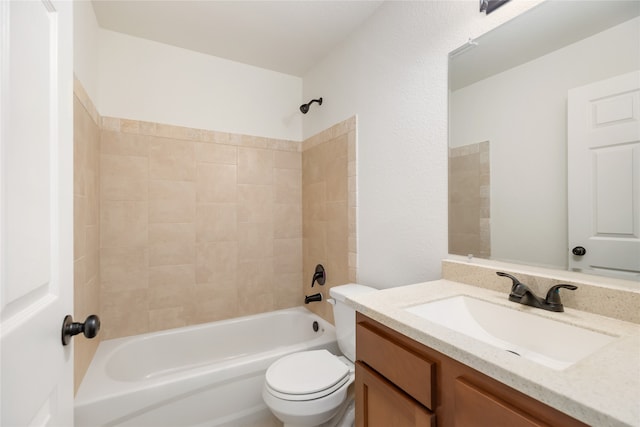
[405,296,617,370]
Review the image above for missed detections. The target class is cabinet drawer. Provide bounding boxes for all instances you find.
[356,362,435,427]
[356,322,436,409]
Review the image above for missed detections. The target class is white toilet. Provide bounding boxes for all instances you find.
[262,284,376,427]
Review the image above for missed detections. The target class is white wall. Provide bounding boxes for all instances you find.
[73,0,101,103]
[74,3,303,141]
[97,29,303,141]
[451,17,640,269]
[302,1,541,288]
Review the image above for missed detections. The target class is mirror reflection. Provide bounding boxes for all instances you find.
[448,1,640,280]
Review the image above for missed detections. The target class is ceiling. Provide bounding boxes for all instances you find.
[91,0,384,77]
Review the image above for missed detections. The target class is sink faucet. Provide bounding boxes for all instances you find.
[496,272,577,312]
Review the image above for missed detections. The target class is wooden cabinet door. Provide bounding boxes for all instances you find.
[357,322,436,409]
[355,362,435,427]
[454,377,549,427]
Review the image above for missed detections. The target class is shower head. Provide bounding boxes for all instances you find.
[300,97,323,114]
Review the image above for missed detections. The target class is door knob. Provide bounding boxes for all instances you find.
[572,246,587,256]
[61,314,100,346]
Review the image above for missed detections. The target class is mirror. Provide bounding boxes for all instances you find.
[448,1,640,278]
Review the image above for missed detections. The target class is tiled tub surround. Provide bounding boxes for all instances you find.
[73,79,101,391]
[99,118,304,339]
[72,76,357,385]
[98,116,357,339]
[347,279,640,427]
[448,141,490,259]
[302,117,358,324]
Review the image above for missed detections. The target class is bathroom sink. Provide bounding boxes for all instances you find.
[405,296,616,370]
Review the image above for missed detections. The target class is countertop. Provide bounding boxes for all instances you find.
[347,279,640,427]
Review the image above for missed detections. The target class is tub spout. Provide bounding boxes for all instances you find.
[304,293,323,304]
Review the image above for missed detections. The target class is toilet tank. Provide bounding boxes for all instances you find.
[329,284,377,362]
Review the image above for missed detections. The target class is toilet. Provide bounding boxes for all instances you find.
[262,284,376,427]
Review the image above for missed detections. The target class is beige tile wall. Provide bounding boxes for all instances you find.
[302,117,358,323]
[99,118,304,339]
[73,78,101,392]
[448,141,490,259]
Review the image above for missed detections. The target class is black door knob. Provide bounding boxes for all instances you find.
[572,246,587,256]
[61,314,100,346]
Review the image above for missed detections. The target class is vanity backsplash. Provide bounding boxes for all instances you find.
[442,257,640,324]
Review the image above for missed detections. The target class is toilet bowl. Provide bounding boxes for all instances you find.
[262,350,353,426]
[262,284,376,427]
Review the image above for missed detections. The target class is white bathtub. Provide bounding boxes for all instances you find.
[75,307,338,427]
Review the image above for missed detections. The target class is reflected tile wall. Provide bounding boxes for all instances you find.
[302,117,358,324]
[99,118,303,339]
[448,141,490,259]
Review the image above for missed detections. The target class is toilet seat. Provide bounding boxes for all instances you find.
[265,350,350,401]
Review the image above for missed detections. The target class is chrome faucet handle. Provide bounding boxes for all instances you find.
[545,284,578,308]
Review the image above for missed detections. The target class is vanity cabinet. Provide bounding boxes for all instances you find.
[355,313,589,427]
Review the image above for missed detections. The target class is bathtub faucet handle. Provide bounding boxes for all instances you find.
[311,264,325,287]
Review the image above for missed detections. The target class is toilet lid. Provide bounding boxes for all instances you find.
[265,350,349,396]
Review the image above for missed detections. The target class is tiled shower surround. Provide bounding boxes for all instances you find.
[73,80,101,392]
[98,119,306,340]
[302,118,358,324]
[73,81,356,349]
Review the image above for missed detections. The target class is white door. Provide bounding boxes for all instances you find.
[568,71,640,280]
[1,1,74,426]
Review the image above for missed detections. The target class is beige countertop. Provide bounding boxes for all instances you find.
[347,279,640,427]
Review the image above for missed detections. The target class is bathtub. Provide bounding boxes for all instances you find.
[75,307,338,427]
